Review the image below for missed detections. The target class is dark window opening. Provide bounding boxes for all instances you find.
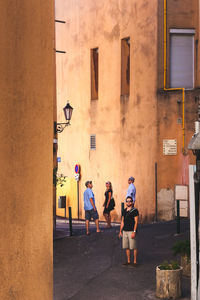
[91,48,99,100]
[121,38,130,96]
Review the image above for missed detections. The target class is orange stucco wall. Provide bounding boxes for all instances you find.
[156,0,200,219]
[0,1,55,299]
[56,0,158,222]
[55,0,200,222]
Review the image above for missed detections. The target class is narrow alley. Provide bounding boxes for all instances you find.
[54,219,190,300]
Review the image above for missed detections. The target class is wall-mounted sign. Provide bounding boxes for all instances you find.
[75,173,80,181]
[163,139,177,155]
[175,185,188,217]
[175,185,188,200]
[57,157,61,162]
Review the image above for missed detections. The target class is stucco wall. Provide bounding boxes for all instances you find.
[0,1,55,299]
[56,0,199,222]
[56,0,158,222]
[156,0,199,218]
[56,178,78,218]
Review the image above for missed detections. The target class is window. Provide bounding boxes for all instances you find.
[170,29,195,89]
[90,135,96,150]
[91,48,98,100]
[121,37,130,95]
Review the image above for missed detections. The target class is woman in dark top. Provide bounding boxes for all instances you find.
[103,181,113,228]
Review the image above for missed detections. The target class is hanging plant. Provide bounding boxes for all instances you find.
[53,167,67,187]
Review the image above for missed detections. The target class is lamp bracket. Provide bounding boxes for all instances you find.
[54,122,70,134]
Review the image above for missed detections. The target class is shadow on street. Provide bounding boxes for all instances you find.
[54,218,190,300]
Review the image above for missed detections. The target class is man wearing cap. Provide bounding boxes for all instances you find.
[83,181,100,235]
[126,177,136,203]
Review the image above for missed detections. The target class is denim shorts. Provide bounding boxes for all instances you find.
[85,209,99,221]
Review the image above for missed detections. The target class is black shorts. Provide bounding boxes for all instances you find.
[103,207,113,214]
[85,209,99,221]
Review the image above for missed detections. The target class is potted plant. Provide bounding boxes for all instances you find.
[172,240,190,276]
[156,261,182,299]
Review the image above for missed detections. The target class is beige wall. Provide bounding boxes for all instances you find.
[56,0,158,222]
[0,1,55,299]
[56,0,200,222]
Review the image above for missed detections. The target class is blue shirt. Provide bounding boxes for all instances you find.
[126,183,136,202]
[84,188,95,210]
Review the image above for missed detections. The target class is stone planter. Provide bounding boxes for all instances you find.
[180,255,190,277]
[156,266,183,299]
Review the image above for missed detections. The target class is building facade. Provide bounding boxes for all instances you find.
[55,0,200,222]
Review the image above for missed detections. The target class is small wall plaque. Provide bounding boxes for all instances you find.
[163,139,177,155]
[175,185,188,200]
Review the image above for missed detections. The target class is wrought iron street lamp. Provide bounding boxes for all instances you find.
[54,102,73,134]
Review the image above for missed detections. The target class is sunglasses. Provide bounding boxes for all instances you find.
[126,200,133,203]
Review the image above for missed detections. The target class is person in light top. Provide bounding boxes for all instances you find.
[83,180,100,235]
[126,176,136,203]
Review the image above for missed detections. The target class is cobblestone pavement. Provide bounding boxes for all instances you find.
[54,218,190,300]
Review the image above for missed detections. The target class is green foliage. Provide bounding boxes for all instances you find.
[53,167,67,187]
[172,240,190,259]
[159,260,180,270]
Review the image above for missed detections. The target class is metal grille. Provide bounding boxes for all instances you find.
[90,135,96,150]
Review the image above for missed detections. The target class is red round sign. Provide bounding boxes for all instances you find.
[75,164,79,173]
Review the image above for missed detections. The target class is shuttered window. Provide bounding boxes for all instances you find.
[90,135,96,150]
[121,37,130,95]
[91,48,98,100]
[170,30,194,89]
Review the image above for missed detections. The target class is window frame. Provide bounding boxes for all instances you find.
[121,37,130,96]
[169,28,195,90]
[91,48,99,100]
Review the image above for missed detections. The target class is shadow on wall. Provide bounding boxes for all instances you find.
[111,210,120,222]
[139,214,155,224]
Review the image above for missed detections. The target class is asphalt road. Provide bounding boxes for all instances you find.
[54,218,190,300]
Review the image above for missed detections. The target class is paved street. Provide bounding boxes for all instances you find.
[54,218,190,300]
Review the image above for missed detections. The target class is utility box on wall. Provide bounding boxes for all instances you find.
[175,185,189,217]
[58,196,66,209]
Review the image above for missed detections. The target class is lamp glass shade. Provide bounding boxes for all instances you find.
[63,102,73,121]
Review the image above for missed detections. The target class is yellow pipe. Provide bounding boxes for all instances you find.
[163,0,185,153]
[164,0,167,88]
[182,88,185,152]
